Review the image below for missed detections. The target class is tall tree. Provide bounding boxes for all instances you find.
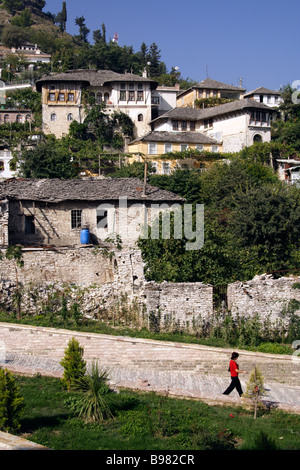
[56,1,67,33]
[75,16,90,44]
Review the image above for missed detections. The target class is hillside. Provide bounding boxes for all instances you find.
[0,2,74,52]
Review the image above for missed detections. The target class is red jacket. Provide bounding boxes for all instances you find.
[229,360,239,377]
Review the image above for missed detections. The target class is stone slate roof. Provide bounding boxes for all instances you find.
[133,131,219,145]
[151,99,278,124]
[36,69,157,91]
[0,178,184,203]
[177,78,245,97]
[243,87,282,97]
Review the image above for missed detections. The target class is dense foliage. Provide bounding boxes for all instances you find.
[137,156,300,285]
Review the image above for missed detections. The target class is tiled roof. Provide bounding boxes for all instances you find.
[133,131,219,144]
[0,178,184,202]
[36,69,157,91]
[177,78,245,97]
[243,87,282,97]
[151,99,278,124]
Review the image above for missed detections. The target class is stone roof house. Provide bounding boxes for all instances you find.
[35,69,158,140]
[148,99,278,153]
[176,78,245,108]
[0,177,184,247]
[243,87,282,107]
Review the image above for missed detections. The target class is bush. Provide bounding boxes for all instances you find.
[0,368,24,433]
[60,337,87,391]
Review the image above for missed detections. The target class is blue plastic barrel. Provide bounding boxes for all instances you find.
[80,228,90,244]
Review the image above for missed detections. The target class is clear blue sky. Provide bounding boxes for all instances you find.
[45,0,300,92]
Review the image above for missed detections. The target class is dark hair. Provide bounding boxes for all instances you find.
[231,352,239,360]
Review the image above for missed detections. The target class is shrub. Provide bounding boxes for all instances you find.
[73,361,113,423]
[60,337,87,391]
[0,368,24,433]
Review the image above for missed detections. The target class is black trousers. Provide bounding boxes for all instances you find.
[223,376,243,397]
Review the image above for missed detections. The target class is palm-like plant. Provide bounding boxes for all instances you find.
[74,361,113,423]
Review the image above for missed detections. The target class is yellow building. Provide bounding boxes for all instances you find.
[176,78,245,108]
[128,130,223,174]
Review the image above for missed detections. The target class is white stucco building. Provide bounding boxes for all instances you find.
[151,99,278,153]
[243,87,282,108]
[36,69,158,139]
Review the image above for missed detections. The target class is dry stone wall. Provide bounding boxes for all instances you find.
[0,246,214,329]
[227,274,300,320]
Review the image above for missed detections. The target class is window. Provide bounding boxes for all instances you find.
[128,91,135,101]
[25,215,35,235]
[71,209,82,229]
[149,142,157,155]
[129,82,134,90]
[49,92,55,102]
[190,121,195,131]
[96,93,102,104]
[149,161,158,174]
[104,92,109,103]
[212,145,219,152]
[196,144,204,151]
[4,114,9,123]
[58,93,65,101]
[267,95,272,103]
[16,114,22,123]
[162,162,171,175]
[137,90,144,101]
[120,91,126,101]
[67,113,73,121]
[0,161,4,170]
[138,83,143,90]
[138,113,143,122]
[253,134,262,143]
[151,96,160,105]
[181,121,187,131]
[180,144,188,151]
[96,209,108,229]
[164,143,172,153]
[204,119,213,129]
[172,120,178,130]
[50,113,57,121]
[25,114,31,122]
[68,93,74,102]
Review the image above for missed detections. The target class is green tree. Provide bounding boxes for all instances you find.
[55,1,67,33]
[0,369,24,433]
[2,0,23,15]
[243,365,266,419]
[60,337,87,391]
[75,16,90,44]
[1,24,29,48]
[19,139,78,179]
[11,8,32,27]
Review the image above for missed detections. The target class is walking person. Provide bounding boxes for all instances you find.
[223,352,247,397]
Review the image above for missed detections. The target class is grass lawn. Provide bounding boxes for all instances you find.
[15,374,300,451]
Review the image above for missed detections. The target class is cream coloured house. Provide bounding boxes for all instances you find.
[148,99,278,153]
[176,78,245,108]
[36,69,158,139]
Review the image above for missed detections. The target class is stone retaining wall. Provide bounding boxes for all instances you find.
[227,274,300,320]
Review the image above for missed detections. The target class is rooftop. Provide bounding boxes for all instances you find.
[177,78,246,97]
[132,131,219,145]
[36,69,157,92]
[244,87,282,97]
[151,99,278,124]
[0,178,184,203]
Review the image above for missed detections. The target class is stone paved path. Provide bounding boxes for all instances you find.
[1,323,300,413]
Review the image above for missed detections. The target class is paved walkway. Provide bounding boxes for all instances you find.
[1,323,300,414]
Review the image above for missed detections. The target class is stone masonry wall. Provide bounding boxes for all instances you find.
[0,246,213,329]
[227,274,300,320]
